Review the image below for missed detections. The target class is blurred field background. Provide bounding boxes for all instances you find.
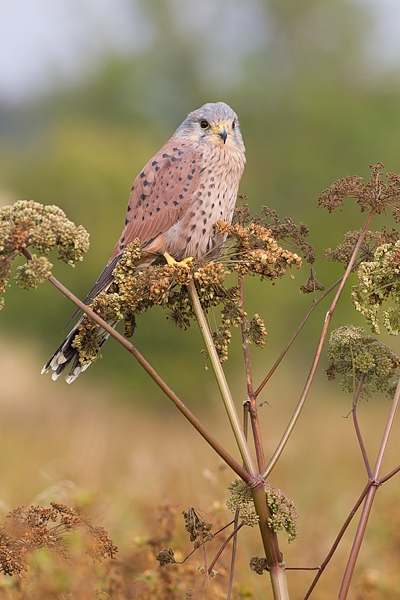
[1,0,400,597]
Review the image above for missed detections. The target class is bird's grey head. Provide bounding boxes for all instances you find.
[174,102,245,155]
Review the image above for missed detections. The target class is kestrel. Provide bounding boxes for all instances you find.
[43,102,246,383]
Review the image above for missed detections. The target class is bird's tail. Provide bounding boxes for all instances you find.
[41,319,110,384]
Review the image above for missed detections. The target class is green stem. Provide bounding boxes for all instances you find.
[188,279,256,476]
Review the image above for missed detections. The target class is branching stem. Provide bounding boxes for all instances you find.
[338,373,400,599]
[255,273,348,398]
[20,248,251,484]
[303,482,370,599]
[262,211,375,480]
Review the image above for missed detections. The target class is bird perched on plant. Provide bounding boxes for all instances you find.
[42,101,246,382]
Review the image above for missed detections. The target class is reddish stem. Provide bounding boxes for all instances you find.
[338,373,400,599]
[303,483,370,599]
[238,277,265,472]
[351,373,373,478]
[208,522,244,575]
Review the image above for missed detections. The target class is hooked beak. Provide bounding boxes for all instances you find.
[215,124,228,144]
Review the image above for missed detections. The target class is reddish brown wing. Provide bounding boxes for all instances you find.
[82,139,201,303]
[109,139,201,261]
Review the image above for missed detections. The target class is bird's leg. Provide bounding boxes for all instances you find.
[163,252,194,266]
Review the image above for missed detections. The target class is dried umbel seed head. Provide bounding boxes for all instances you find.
[227,479,298,542]
[0,200,89,308]
[318,163,400,216]
[0,503,117,577]
[327,325,400,399]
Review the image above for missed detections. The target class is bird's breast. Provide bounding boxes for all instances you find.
[160,144,244,260]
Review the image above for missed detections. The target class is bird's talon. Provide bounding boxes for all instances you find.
[164,252,193,267]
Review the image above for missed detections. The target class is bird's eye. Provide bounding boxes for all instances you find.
[232,120,236,129]
[200,120,209,130]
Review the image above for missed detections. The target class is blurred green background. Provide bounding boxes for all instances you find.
[1,1,400,595]
[2,0,400,402]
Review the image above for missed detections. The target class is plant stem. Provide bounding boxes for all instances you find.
[254,273,347,398]
[33,257,250,483]
[303,482,370,599]
[227,510,240,600]
[338,373,400,599]
[208,522,244,575]
[351,373,372,478]
[238,277,265,472]
[187,279,256,476]
[262,211,375,480]
[251,483,290,600]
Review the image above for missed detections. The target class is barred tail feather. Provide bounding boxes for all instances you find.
[41,321,110,384]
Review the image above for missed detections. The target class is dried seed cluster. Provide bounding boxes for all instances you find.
[0,503,117,577]
[351,240,400,335]
[215,219,302,280]
[325,229,399,267]
[265,484,298,543]
[318,162,400,216]
[327,325,400,398]
[234,198,315,264]
[182,507,213,549]
[227,480,298,542]
[226,479,259,528]
[250,556,269,575]
[0,200,89,308]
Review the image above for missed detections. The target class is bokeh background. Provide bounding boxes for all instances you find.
[1,1,400,597]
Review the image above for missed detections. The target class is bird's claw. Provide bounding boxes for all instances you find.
[163,252,194,267]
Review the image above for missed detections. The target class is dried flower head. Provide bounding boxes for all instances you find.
[216,219,302,281]
[351,240,400,336]
[327,325,400,398]
[318,163,400,215]
[226,479,259,528]
[227,480,298,542]
[250,556,269,575]
[300,269,326,294]
[156,547,176,567]
[182,508,213,549]
[233,200,315,264]
[0,503,117,578]
[325,229,399,268]
[0,200,89,307]
[265,483,298,543]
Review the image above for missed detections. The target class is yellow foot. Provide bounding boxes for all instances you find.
[163,252,194,266]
